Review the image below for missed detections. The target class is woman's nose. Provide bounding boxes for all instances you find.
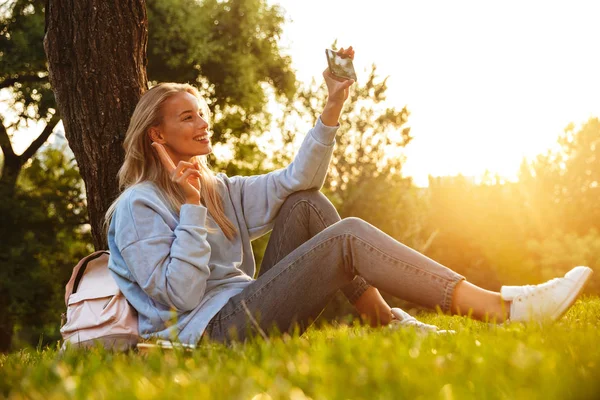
[198,115,209,129]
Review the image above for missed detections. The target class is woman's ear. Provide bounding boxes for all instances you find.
[148,127,165,144]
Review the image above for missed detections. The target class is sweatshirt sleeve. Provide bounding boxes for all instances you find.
[229,116,339,239]
[115,192,211,312]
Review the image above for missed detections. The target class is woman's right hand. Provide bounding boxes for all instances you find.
[151,142,203,205]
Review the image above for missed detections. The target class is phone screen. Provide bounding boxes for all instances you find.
[325,49,358,82]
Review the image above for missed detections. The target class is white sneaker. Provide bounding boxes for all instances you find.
[389,308,455,334]
[501,266,593,322]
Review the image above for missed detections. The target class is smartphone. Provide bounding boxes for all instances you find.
[325,49,357,82]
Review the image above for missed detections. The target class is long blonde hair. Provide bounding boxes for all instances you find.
[104,82,238,241]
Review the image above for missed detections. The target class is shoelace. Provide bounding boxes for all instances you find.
[517,278,561,298]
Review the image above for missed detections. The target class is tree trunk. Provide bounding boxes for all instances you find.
[0,292,13,353]
[0,118,22,199]
[44,0,148,249]
[0,157,21,199]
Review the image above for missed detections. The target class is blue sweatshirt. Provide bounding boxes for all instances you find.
[107,117,339,344]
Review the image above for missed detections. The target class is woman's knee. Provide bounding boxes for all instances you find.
[334,217,371,235]
[284,190,337,214]
[286,189,327,204]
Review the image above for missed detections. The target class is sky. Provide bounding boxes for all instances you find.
[267,0,600,186]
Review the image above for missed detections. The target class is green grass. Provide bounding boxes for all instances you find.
[2,297,600,400]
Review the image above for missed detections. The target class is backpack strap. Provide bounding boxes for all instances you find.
[64,250,110,305]
[72,250,110,294]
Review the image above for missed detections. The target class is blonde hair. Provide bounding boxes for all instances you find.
[104,82,238,241]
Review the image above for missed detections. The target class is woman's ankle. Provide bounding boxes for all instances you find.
[353,287,393,325]
[451,281,511,322]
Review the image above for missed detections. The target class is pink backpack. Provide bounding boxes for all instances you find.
[60,250,140,351]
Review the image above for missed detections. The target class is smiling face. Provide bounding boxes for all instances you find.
[149,91,212,164]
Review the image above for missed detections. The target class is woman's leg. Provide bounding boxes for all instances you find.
[451,281,507,320]
[204,216,466,343]
[259,190,393,325]
[204,201,591,343]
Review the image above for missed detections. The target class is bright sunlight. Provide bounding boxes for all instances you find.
[270,0,600,186]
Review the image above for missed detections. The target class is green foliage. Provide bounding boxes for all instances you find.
[147,0,297,148]
[284,66,412,198]
[423,119,600,293]
[2,297,599,398]
[1,0,296,181]
[521,118,600,236]
[525,230,600,294]
[148,0,295,111]
[272,64,421,242]
[0,145,91,350]
[0,0,55,123]
[424,175,517,290]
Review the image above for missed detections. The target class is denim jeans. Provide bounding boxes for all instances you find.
[203,190,465,343]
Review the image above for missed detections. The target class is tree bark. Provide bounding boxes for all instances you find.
[0,117,21,198]
[44,0,148,249]
[0,293,12,353]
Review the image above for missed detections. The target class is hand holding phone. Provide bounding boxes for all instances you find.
[321,46,356,123]
[325,48,357,82]
[151,142,203,205]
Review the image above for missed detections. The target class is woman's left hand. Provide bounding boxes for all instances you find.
[321,46,356,126]
[323,46,355,105]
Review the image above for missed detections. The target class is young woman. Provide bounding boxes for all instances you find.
[106,47,593,345]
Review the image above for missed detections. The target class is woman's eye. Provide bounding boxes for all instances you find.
[184,116,192,121]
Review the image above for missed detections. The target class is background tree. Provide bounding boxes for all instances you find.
[0,143,90,351]
[0,0,58,197]
[0,0,65,352]
[522,118,600,235]
[424,175,525,290]
[271,63,428,249]
[423,119,600,293]
[519,117,600,292]
[44,0,149,250]
[146,0,297,176]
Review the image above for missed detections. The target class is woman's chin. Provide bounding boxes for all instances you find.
[196,145,212,157]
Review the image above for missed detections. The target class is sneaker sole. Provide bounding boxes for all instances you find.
[551,267,593,321]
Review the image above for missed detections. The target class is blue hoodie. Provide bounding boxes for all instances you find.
[107,117,339,344]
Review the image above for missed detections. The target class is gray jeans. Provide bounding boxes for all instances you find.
[203,190,465,343]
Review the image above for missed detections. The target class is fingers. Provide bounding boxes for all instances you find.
[172,161,196,179]
[175,168,201,182]
[151,144,203,185]
[343,79,355,89]
[323,68,346,83]
[175,168,202,187]
[337,46,355,60]
[152,142,177,171]
[323,68,342,81]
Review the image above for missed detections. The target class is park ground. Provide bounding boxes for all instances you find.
[1,296,600,399]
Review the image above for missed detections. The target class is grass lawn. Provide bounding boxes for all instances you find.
[2,296,600,399]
